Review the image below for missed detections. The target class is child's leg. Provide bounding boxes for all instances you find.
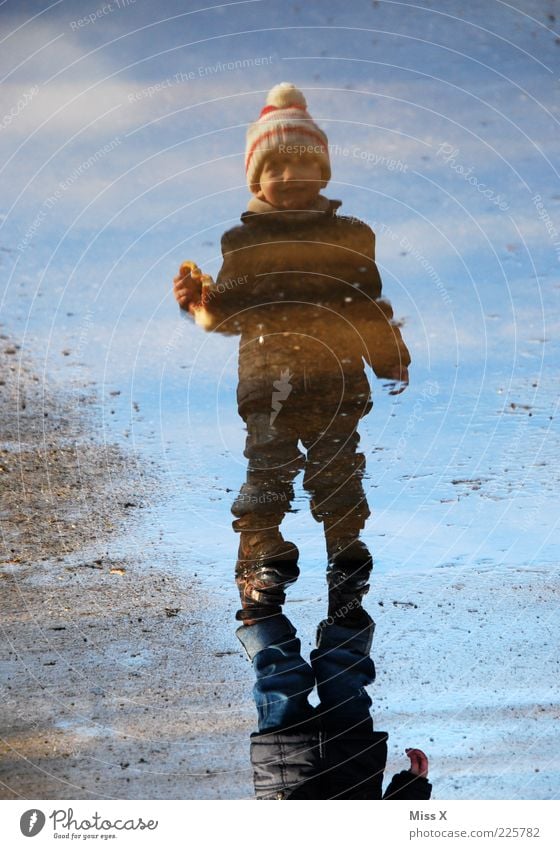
[301,409,374,625]
[300,409,371,547]
[232,410,304,526]
[310,613,376,734]
[232,411,304,623]
[236,614,315,733]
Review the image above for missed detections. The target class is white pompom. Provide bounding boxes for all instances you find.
[266,82,307,110]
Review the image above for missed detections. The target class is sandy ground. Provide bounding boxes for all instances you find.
[0,339,253,800]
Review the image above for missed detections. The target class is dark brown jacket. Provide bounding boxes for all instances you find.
[194,201,410,418]
[250,722,432,800]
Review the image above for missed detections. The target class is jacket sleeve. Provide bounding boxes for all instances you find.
[356,298,412,379]
[192,229,254,335]
[323,728,388,800]
[334,219,411,378]
[383,770,432,800]
[250,726,324,800]
[354,226,411,378]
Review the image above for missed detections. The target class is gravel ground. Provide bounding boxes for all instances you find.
[0,338,253,800]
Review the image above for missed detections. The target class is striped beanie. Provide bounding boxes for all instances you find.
[245,82,331,192]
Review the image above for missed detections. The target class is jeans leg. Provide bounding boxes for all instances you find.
[236,614,315,733]
[231,412,304,524]
[310,614,376,733]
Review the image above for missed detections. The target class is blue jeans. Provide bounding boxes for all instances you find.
[236,614,375,733]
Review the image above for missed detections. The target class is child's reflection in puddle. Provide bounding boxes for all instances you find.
[173,83,432,799]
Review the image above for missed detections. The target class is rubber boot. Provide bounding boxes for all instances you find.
[323,520,373,628]
[233,516,300,625]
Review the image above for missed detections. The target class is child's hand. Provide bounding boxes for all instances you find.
[405,748,429,778]
[383,364,409,395]
[173,261,203,313]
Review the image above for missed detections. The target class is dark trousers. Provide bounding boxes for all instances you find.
[231,406,372,555]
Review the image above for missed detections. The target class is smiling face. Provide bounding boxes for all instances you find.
[256,152,325,210]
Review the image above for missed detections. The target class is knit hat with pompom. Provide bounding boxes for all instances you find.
[245,82,331,192]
